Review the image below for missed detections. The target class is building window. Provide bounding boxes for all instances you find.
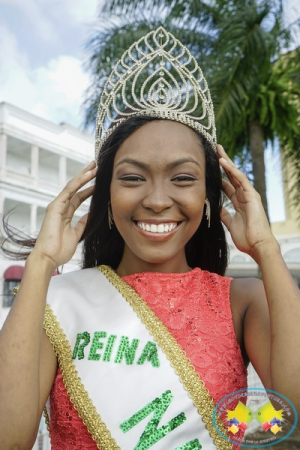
[3,279,20,308]
[283,248,300,263]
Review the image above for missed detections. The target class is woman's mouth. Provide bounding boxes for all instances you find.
[133,221,182,238]
[136,221,179,233]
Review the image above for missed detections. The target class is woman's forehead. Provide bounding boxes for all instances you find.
[114,120,205,166]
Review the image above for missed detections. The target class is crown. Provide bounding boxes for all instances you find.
[95,26,217,160]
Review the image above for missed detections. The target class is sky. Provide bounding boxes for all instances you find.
[0,0,299,222]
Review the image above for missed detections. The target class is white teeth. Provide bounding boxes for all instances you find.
[136,222,178,233]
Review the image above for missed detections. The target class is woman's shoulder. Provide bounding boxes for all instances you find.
[230,276,265,306]
[229,277,269,366]
[229,277,266,328]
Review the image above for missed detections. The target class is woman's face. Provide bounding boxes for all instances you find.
[110,120,206,275]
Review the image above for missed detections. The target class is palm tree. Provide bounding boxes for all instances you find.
[83,0,300,220]
[210,1,300,218]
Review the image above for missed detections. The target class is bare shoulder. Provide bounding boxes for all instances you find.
[230,277,266,308]
[230,277,271,389]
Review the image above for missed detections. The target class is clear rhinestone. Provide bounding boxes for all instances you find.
[94,26,217,161]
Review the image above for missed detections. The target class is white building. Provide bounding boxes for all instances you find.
[0,102,94,326]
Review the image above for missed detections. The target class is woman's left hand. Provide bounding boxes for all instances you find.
[217,144,277,259]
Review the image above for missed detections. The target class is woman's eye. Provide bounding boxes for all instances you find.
[172,176,196,182]
[120,176,143,181]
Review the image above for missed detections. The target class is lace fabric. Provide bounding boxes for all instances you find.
[49,268,247,449]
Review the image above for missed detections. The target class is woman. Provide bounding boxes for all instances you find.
[0,27,299,450]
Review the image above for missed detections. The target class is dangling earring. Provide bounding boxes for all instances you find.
[205,198,211,228]
[108,201,114,229]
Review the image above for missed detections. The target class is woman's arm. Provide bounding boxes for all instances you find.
[0,254,58,449]
[0,162,96,449]
[218,145,300,420]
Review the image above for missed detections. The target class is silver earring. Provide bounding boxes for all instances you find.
[108,201,114,229]
[205,198,211,228]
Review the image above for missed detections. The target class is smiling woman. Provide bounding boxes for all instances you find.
[82,117,227,278]
[0,26,300,450]
[111,120,206,274]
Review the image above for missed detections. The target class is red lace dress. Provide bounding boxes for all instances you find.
[49,268,247,449]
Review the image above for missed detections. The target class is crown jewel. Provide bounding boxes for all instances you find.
[95,26,217,160]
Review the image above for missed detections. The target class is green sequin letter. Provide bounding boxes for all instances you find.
[103,334,117,362]
[114,336,139,365]
[175,439,202,449]
[137,342,160,368]
[88,331,107,361]
[72,332,90,360]
[120,390,186,450]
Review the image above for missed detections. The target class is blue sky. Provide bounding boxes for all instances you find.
[0,0,299,222]
[0,0,101,126]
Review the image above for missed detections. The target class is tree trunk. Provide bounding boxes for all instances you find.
[248,120,270,223]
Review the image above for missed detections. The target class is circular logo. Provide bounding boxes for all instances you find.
[213,388,298,448]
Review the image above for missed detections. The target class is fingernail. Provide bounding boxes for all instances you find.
[219,158,228,164]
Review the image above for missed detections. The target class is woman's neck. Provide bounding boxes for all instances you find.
[116,257,192,277]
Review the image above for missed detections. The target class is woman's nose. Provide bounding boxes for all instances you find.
[141,183,174,213]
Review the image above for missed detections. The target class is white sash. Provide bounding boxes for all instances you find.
[44,266,233,450]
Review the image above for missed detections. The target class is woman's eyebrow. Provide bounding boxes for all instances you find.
[115,157,201,170]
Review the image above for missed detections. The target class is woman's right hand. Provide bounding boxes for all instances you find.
[31,161,96,270]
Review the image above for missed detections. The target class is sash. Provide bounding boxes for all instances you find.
[44,266,234,450]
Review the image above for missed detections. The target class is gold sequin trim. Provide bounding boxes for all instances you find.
[13,285,20,296]
[98,265,234,450]
[43,406,50,434]
[43,303,121,450]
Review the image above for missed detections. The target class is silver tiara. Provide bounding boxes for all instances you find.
[95,26,217,160]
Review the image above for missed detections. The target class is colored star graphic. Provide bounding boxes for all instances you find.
[270,417,282,426]
[255,401,283,424]
[238,421,248,431]
[228,424,239,435]
[227,401,254,425]
[271,424,282,434]
[228,417,240,426]
[261,421,272,431]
